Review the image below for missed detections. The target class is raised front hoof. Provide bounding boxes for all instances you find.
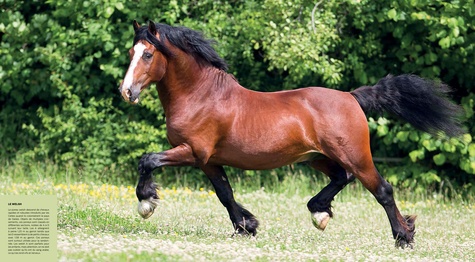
[232,217,259,237]
[311,211,330,231]
[137,197,160,219]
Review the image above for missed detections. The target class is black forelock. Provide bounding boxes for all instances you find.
[133,23,228,71]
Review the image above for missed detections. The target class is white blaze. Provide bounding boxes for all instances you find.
[122,42,147,91]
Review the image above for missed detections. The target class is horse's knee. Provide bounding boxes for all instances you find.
[138,153,162,175]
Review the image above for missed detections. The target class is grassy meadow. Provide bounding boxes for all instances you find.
[1,168,475,261]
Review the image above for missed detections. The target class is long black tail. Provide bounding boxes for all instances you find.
[351,74,464,137]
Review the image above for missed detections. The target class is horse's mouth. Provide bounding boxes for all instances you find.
[120,87,140,104]
[126,94,140,104]
[131,97,140,104]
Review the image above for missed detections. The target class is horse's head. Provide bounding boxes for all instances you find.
[119,21,167,104]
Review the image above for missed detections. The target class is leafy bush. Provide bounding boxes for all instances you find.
[0,0,474,191]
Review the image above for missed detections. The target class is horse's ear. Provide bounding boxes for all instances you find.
[133,20,140,32]
[148,20,157,35]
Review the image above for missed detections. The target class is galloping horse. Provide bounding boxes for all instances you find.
[119,21,463,248]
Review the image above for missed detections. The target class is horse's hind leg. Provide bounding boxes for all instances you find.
[341,152,416,248]
[356,165,416,248]
[201,165,259,236]
[307,157,355,230]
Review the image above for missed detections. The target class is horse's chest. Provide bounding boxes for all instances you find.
[165,123,188,147]
[165,117,212,148]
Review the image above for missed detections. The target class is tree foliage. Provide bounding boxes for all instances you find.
[1,0,474,191]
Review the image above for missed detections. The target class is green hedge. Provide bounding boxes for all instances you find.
[1,0,474,192]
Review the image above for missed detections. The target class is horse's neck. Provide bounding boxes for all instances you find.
[157,66,240,115]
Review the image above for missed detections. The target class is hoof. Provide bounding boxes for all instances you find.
[395,238,414,249]
[395,214,417,249]
[311,211,330,230]
[232,227,256,237]
[232,215,259,237]
[137,197,159,219]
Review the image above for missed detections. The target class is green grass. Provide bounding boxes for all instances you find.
[1,179,474,261]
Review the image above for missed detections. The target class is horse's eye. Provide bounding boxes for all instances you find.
[142,52,153,60]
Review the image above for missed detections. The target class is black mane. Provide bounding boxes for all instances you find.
[134,23,228,71]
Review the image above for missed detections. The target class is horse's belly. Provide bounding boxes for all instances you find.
[209,147,321,170]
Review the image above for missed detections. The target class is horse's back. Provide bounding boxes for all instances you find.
[253,87,368,136]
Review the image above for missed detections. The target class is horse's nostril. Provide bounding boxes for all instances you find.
[127,89,132,97]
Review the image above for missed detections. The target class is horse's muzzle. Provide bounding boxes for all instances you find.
[119,84,140,104]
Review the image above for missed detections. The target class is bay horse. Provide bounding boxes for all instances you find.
[119,21,463,248]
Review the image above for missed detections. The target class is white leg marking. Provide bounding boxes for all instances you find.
[137,197,159,219]
[311,211,330,231]
[122,43,146,91]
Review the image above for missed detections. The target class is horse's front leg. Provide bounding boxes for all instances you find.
[136,144,197,219]
[201,165,259,236]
